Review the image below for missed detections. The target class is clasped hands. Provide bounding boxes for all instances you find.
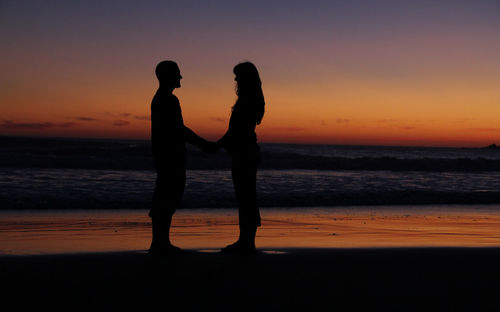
[201,140,220,154]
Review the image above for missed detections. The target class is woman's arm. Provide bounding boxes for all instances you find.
[217,105,256,150]
[216,130,230,148]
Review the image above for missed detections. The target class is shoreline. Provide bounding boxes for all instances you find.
[3,205,500,256]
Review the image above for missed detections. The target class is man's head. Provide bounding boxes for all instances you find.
[155,60,182,89]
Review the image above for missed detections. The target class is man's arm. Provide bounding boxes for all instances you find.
[184,126,218,153]
[184,126,206,147]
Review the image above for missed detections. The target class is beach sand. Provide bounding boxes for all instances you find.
[3,206,500,255]
[2,248,500,311]
[2,206,500,310]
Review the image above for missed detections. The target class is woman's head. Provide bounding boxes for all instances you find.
[233,62,265,124]
[234,62,261,91]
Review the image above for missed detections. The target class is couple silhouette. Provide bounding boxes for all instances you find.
[148,60,265,255]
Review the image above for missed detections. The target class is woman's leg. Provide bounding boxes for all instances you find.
[223,159,259,252]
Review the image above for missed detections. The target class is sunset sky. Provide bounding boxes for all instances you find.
[1,0,499,147]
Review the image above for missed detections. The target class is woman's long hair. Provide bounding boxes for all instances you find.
[233,62,265,125]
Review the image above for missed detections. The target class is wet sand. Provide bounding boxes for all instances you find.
[2,206,500,310]
[3,206,500,255]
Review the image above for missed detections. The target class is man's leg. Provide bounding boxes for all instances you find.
[149,170,185,255]
[150,214,174,250]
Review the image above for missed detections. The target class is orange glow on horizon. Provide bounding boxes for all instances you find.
[2,64,499,147]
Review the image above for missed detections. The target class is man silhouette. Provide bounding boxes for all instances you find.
[149,60,215,255]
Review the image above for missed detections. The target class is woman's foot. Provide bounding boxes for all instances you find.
[220,240,256,254]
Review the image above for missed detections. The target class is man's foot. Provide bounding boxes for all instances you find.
[220,241,257,254]
[148,243,185,256]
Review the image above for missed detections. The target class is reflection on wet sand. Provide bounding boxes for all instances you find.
[2,206,500,255]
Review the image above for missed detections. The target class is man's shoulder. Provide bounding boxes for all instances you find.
[152,90,180,109]
[153,89,178,100]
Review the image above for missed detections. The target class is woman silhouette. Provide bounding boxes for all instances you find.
[217,62,265,253]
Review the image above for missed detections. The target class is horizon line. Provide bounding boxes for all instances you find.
[0,134,496,149]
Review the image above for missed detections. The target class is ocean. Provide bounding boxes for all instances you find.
[1,136,500,210]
